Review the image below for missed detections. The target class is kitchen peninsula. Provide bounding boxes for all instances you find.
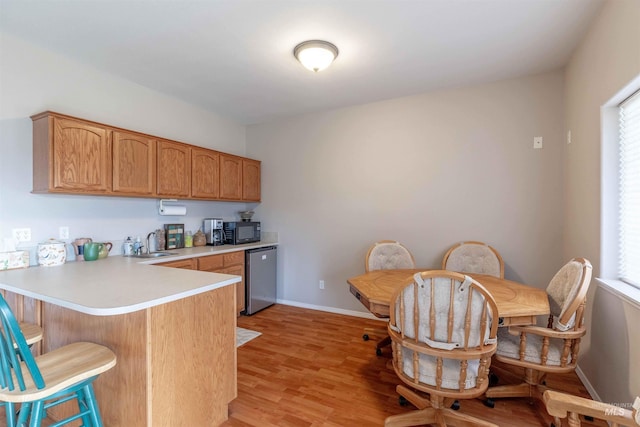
[0,241,276,426]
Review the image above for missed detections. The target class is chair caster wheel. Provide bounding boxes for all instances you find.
[450,400,460,410]
[489,372,499,386]
[484,398,495,408]
[363,334,370,341]
[376,348,382,356]
[399,396,408,406]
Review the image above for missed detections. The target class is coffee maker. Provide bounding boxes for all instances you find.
[203,218,224,246]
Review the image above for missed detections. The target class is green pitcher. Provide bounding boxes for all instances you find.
[83,242,104,261]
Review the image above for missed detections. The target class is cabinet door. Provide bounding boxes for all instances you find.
[52,117,110,192]
[197,254,224,272]
[191,147,220,199]
[242,158,261,201]
[157,140,191,197]
[218,265,245,314]
[112,131,156,195]
[219,154,242,200]
[156,258,196,269]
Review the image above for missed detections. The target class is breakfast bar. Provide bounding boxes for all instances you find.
[0,255,242,426]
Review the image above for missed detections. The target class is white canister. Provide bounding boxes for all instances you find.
[37,239,67,267]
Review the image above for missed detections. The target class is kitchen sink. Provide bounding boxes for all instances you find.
[130,252,177,258]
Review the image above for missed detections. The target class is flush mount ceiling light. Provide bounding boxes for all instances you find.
[293,40,339,72]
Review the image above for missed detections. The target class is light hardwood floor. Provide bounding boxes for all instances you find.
[226,304,607,427]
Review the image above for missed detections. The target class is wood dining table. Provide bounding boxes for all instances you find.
[347,269,550,327]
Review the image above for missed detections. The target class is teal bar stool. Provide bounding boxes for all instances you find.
[0,294,116,426]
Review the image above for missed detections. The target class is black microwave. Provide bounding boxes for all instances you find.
[223,221,261,245]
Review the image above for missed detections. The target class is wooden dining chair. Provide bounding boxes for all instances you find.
[363,240,416,355]
[0,293,117,426]
[385,270,499,427]
[485,258,593,411]
[442,241,504,278]
[544,390,640,427]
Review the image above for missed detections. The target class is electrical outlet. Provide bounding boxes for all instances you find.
[12,228,31,242]
[59,226,69,239]
[533,136,543,149]
[319,280,325,290]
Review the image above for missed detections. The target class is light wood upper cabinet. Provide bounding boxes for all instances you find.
[191,147,220,199]
[33,113,111,193]
[242,158,261,202]
[112,131,156,195]
[219,154,243,200]
[31,112,261,202]
[157,140,191,198]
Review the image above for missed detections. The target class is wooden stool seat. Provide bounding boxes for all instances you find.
[0,342,116,403]
[18,323,43,346]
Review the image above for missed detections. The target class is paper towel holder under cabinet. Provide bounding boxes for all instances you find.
[158,199,187,216]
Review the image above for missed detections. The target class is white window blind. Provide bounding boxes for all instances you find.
[619,90,640,288]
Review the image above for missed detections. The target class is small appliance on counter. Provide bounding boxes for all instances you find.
[203,218,224,246]
[223,221,261,245]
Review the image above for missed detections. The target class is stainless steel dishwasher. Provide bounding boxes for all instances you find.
[244,246,277,315]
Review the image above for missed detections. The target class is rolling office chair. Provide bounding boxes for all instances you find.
[0,293,116,426]
[485,258,593,413]
[385,270,499,427]
[363,240,416,355]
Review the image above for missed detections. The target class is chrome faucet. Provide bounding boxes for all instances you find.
[146,231,156,254]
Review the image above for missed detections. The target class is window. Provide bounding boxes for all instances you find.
[618,90,640,289]
[600,75,640,306]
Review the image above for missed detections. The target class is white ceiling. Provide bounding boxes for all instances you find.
[0,0,604,125]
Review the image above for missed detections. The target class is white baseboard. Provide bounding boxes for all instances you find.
[276,298,385,321]
[576,364,601,402]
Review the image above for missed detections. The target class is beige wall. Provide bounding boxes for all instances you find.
[563,0,640,404]
[247,71,566,314]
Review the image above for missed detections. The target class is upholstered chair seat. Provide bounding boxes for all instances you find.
[496,328,572,366]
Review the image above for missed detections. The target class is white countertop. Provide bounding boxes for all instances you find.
[0,240,278,316]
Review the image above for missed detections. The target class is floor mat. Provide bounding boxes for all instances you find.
[236,327,261,347]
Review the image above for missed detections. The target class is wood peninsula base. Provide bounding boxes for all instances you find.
[42,285,236,426]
